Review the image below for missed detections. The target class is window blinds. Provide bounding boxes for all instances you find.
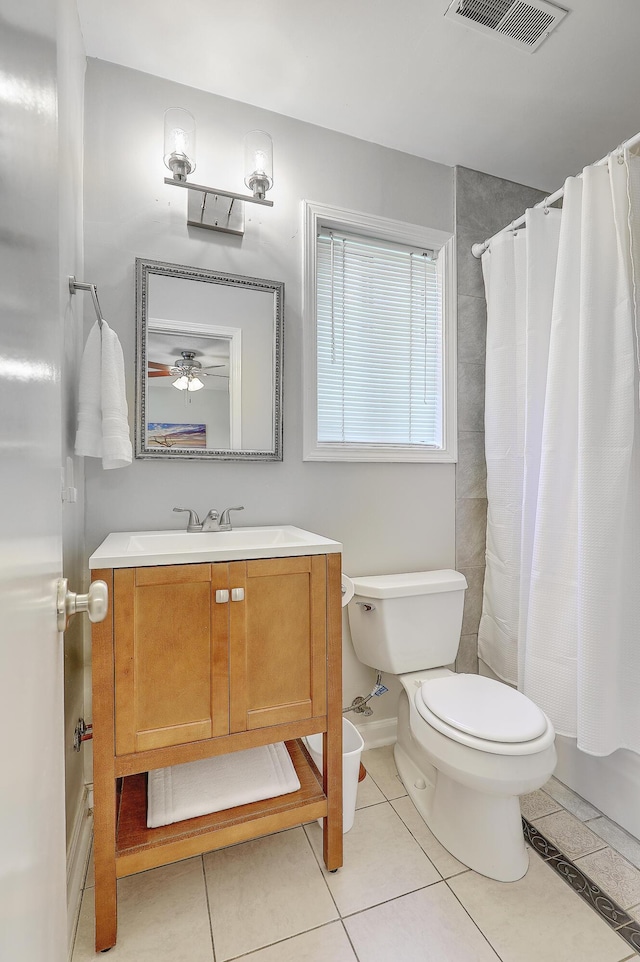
[316,229,443,448]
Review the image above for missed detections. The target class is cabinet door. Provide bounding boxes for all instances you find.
[114,564,230,754]
[229,555,327,732]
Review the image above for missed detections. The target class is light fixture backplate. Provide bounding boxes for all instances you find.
[187,189,245,236]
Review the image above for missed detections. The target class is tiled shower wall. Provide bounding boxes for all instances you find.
[454,167,545,673]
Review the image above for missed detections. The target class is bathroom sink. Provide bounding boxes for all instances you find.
[127,527,311,552]
[89,526,341,568]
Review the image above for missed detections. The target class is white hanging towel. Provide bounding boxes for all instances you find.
[75,320,132,469]
[147,742,301,828]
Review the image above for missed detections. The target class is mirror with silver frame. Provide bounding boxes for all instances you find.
[135,258,283,460]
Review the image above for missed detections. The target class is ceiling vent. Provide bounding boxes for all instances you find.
[444,0,568,52]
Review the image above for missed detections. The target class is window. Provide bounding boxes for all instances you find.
[303,202,456,462]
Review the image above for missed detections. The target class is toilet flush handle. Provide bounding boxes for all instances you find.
[355,601,376,612]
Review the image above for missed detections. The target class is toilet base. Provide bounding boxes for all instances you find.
[394,742,529,882]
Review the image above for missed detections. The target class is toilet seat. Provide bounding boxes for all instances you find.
[420,674,547,742]
[414,674,554,756]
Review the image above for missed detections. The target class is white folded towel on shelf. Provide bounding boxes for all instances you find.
[75,320,132,469]
[147,742,300,829]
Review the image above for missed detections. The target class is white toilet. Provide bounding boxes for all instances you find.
[348,570,556,882]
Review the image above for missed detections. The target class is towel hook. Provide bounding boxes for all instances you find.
[69,275,104,328]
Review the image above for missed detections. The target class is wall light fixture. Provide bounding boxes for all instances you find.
[163,107,274,236]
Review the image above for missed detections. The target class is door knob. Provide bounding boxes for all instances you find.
[57,579,109,632]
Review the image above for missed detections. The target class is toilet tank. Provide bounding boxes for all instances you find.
[348,570,467,674]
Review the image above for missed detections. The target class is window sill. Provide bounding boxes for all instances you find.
[303,444,457,463]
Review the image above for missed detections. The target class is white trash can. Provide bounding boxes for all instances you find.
[304,718,364,833]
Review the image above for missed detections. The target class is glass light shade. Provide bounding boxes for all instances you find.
[187,376,204,391]
[164,107,196,182]
[172,375,189,391]
[244,130,273,199]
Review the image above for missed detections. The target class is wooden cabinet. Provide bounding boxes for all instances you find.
[91,551,342,953]
[114,564,230,753]
[228,556,327,732]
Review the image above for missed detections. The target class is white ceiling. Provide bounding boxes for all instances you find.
[77,0,640,191]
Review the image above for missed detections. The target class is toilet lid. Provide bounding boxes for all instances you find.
[417,674,548,743]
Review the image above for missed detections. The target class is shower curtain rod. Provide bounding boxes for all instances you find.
[471,128,640,259]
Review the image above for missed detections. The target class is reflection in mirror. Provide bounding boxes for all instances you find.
[135,259,283,460]
[146,327,238,450]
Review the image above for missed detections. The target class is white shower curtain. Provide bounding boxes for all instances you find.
[479,151,640,756]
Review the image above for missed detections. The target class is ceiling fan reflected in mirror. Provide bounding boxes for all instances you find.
[147,350,225,392]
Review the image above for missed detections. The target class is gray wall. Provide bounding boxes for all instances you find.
[454,167,546,673]
[83,60,455,718]
[147,384,231,450]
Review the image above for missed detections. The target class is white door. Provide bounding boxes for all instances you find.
[0,3,69,960]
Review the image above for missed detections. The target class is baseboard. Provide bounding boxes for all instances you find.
[353,715,397,750]
[67,784,93,961]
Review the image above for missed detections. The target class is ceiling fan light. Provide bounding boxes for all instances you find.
[172,375,189,391]
[187,376,204,391]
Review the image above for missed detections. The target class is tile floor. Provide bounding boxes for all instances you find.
[522,778,640,916]
[72,747,640,961]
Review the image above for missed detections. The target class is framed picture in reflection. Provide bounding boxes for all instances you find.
[147,423,207,449]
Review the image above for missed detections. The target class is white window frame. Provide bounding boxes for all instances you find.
[302,200,457,462]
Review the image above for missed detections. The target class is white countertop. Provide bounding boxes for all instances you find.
[89,526,342,569]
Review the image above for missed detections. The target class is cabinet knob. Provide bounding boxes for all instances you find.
[231,588,245,602]
[215,589,229,603]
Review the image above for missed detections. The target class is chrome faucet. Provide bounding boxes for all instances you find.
[173,506,244,533]
[202,509,221,532]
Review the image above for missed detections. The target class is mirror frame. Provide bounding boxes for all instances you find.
[135,257,284,461]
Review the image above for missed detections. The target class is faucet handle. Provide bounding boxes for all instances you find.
[219,505,244,527]
[173,507,201,531]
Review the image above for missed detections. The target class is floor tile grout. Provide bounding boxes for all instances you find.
[200,854,217,962]
[303,800,446,921]
[222,920,353,962]
[583,819,640,869]
[355,797,389,812]
[361,753,407,803]
[387,796,471,883]
[337,879,444,921]
[442,875,506,961]
[300,820,344,921]
[339,917,363,962]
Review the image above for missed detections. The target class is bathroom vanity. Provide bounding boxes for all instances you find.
[89,527,343,952]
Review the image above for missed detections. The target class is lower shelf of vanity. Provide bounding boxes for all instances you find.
[114,738,326,878]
